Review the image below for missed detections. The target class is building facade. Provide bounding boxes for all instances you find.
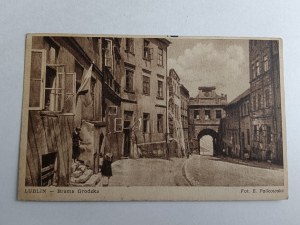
[221,89,251,158]
[26,36,123,186]
[119,38,171,158]
[167,69,185,157]
[180,84,190,155]
[188,86,227,155]
[249,40,283,164]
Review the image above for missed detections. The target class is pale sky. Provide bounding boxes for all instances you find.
[167,38,250,102]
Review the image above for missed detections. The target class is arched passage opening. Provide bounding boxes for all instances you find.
[197,129,220,156]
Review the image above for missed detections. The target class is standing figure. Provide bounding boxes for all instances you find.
[72,127,82,163]
[101,153,113,186]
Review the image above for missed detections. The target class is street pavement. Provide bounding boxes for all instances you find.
[102,157,190,186]
[185,154,284,186]
[98,155,284,187]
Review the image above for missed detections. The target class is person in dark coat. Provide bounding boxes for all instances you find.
[72,127,83,163]
[101,153,113,186]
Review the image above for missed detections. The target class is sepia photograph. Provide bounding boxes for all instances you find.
[18,34,287,201]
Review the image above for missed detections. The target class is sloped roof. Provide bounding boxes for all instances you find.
[227,88,250,106]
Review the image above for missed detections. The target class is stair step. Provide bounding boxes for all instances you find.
[70,169,93,184]
[70,173,101,187]
[84,174,101,187]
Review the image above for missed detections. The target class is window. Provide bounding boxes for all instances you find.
[241,132,245,149]
[258,94,262,109]
[143,75,150,95]
[157,80,163,98]
[256,61,260,76]
[108,106,117,115]
[157,114,163,133]
[175,105,179,119]
[44,65,65,112]
[114,118,123,132]
[143,113,150,133]
[157,48,163,66]
[216,110,222,119]
[265,89,270,107]
[194,110,199,120]
[254,125,258,141]
[252,64,256,79]
[205,110,211,120]
[124,111,133,129]
[253,95,256,111]
[104,39,113,69]
[125,38,134,53]
[263,55,270,72]
[247,129,250,145]
[143,40,152,60]
[29,50,46,109]
[125,69,134,92]
[266,125,271,144]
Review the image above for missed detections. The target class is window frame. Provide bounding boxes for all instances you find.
[142,75,150,95]
[114,118,123,132]
[157,114,163,133]
[216,110,222,119]
[125,68,134,92]
[204,110,211,120]
[263,55,270,72]
[104,39,113,69]
[157,80,164,98]
[143,40,153,61]
[44,65,65,112]
[256,61,260,76]
[157,47,163,66]
[29,49,46,110]
[108,106,118,116]
[143,113,150,133]
[125,38,135,54]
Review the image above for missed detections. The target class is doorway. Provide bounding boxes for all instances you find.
[123,111,133,157]
[123,121,131,157]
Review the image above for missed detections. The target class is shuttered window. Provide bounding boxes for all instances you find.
[29,50,46,109]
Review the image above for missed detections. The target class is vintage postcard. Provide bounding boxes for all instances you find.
[18,34,287,201]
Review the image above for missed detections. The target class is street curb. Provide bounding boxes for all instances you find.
[182,158,193,186]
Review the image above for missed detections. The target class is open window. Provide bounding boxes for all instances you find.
[29,49,76,113]
[29,50,46,110]
[44,65,65,112]
[104,39,113,70]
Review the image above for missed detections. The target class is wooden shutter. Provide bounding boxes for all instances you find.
[64,72,76,114]
[29,50,46,109]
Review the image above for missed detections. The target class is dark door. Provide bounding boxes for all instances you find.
[123,121,131,157]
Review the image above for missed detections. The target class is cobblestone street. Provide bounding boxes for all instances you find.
[185,155,284,186]
[97,154,284,187]
[100,157,190,186]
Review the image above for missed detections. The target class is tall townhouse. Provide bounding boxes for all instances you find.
[119,38,171,158]
[25,36,122,186]
[249,40,283,164]
[167,69,184,157]
[221,89,251,158]
[180,84,190,156]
